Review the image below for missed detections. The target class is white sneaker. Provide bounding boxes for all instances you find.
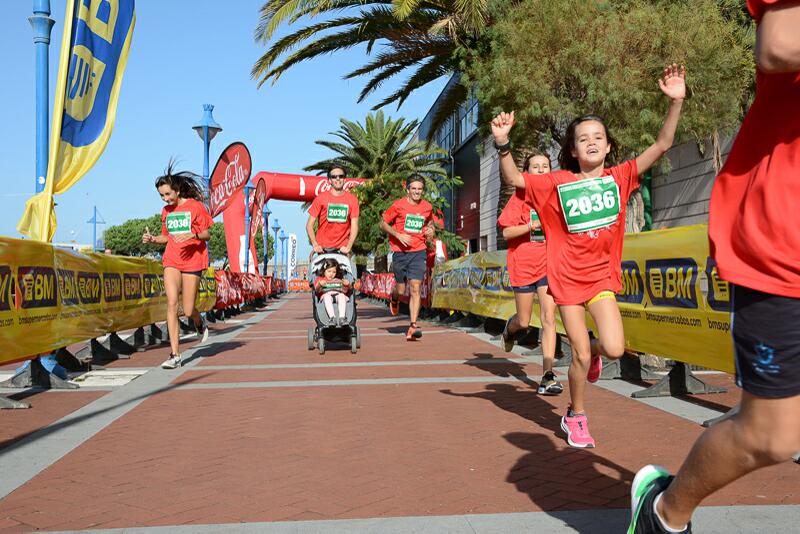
[161,354,181,369]
[195,317,209,343]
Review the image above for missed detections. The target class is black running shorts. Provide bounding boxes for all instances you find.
[392,250,427,283]
[732,285,800,398]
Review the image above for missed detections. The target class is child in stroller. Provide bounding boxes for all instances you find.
[307,250,361,354]
[314,258,351,326]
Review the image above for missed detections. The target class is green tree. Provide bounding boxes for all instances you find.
[104,214,162,256]
[252,0,490,138]
[304,110,464,257]
[105,215,273,265]
[467,0,754,158]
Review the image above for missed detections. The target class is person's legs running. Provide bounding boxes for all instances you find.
[503,289,534,352]
[389,252,407,316]
[537,285,563,395]
[407,279,423,339]
[559,304,595,448]
[163,267,182,368]
[587,295,625,359]
[181,272,205,335]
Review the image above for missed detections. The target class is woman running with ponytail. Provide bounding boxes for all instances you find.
[491,64,686,448]
[143,163,213,369]
[498,152,563,396]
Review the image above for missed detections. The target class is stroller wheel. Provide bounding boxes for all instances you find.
[307,328,315,351]
[350,335,358,354]
[318,337,326,355]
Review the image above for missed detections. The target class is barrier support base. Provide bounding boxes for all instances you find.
[55,347,88,372]
[631,362,727,398]
[75,337,131,364]
[0,357,78,390]
[600,352,662,381]
[1,395,31,409]
[132,326,162,348]
[702,404,739,428]
[205,311,217,324]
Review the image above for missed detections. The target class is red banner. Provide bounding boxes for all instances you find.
[288,279,311,292]
[251,172,365,203]
[213,271,271,309]
[209,142,252,218]
[359,272,434,308]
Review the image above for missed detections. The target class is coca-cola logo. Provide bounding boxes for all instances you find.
[210,142,252,217]
[314,179,362,197]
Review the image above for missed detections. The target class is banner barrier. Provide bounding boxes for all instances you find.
[432,224,734,373]
[288,279,311,292]
[360,272,432,308]
[0,237,215,367]
[214,271,271,309]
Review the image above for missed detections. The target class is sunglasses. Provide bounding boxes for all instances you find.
[329,174,346,179]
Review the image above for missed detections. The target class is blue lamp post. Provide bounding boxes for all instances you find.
[243,184,254,273]
[31,0,55,192]
[192,104,222,195]
[262,203,271,275]
[270,218,280,279]
[279,230,288,284]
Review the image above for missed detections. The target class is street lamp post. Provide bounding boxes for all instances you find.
[262,203,271,275]
[270,219,280,279]
[243,184,254,273]
[192,104,222,196]
[279,230,288,285]
[31,0,55,193]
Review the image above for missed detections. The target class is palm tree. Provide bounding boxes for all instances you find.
[252,0,490,139]
[304,110,464,256]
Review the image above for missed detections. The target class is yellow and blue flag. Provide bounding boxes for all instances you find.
[18,0,136,241]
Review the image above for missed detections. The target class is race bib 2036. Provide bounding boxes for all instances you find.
[327,203,349,223]
[557,176,620,233]
[165,212,192,235]
[404,213,425,234]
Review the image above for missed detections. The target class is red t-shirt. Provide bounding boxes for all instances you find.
[383,198,434,252]
[708,0,800,298]
[497,189,547,286]
[308,191,360,249]
[523,159,639,305]
[161,198,213,272]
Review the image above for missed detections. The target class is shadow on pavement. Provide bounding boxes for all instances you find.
[466,353,538,388]
[181,341,247,365]
[0,373,212,453]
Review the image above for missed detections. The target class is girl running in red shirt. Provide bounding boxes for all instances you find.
[142,164,213,369]
[491,64,686,448]
[498,152,563,396]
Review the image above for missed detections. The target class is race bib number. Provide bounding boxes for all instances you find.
[557,176,620,233]
[529,209,545,242]
[165,212,192,235]
[327,203,349,223]
[404,213,425,234]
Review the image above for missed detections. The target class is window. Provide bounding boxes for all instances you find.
[457,91,479,145]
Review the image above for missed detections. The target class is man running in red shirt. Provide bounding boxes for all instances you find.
[307,165,360,258]
[629,2,800,532]
[380,175,437,340]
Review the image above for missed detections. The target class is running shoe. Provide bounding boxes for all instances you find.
[560,411,595,448]
[161,353,182,369]
[628,465,691,533]
[537,371,564,395]
[406,323,422,341]
[195,315,209,343]
[501,316,516,352]
[587,353,603,383]
[389,298,400,316]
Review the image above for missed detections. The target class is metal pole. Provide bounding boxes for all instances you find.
[92,206,97,251]
[31,0,55,193]
[273,228,279,277]
[202,125,210,191]
[262,208,269,275]
[243,186,253,273]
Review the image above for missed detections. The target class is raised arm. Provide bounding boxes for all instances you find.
[756,3,800,72]
[491,112,525,189]
[635,64,685,174]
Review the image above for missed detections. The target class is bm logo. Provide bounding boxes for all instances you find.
[705,257,731,312]
[645,258,699,309]
[18,266,58,309]
[618,261,644,304]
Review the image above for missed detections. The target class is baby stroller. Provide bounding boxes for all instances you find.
[307,249,361,354]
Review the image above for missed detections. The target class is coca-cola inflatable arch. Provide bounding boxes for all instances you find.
[209,142,365,273]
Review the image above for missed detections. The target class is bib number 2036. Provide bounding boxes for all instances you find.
[404,214,425,233]
[557,176,620,233]
[165,212,192,235]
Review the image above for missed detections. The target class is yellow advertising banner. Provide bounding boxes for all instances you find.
[0,237,216,366]
[432,224,734,373]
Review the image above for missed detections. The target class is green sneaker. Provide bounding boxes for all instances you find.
[628,465,691,533]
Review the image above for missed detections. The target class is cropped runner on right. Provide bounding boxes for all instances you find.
[629,2,800,533]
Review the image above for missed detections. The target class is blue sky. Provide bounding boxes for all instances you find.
[1,1,447,259]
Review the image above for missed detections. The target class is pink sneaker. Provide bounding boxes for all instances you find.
[560,412,596,448]
[587,354,602,383]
